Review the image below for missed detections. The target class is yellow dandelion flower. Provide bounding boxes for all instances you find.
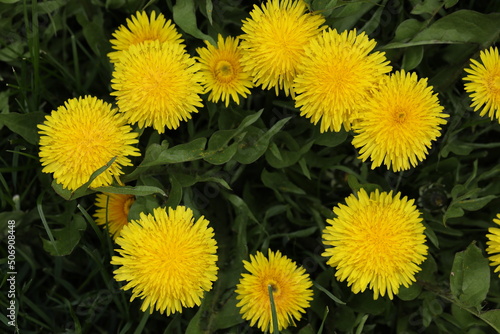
[235,249,313,333]
[322,189,428,300]
[108,11,183,63]
[486,213,500,276]
[294,28,392,132]
[196,34,253,107]
[352,70,447,172]
[240,0,325,96]
[38,96,140,191]
[111,206,218,315]
[94,193,135,239]
[464,46,500,122]
[111,40,204,133]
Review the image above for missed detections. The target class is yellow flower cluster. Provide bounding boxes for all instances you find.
[45,0,496,192]
[36,7,316,329]
[238,0,450,172]
[100,200,313,332]
[37,11,200,191]
[36,1,500,332]
[109,12,203,133]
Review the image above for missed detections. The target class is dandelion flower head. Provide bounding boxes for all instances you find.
[322,189,428,300]
[94,193,135,239]
[111,40,204,133]
[108,10,183,63]
[196,34,253,107]
[463,46,500,122]
[112,206,218,315]
[352,70,447,172]
[235,249,313,333]
[38,96,140,190]
[486,213,500,277]
[294,28,392,132]
[239,0,325,96]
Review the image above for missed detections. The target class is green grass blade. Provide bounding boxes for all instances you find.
[36,193,59,256]
[314,281,346,305]
[355,314,369,334]
[317,306,329,334]
[133,309,150,334]
[77,203,107,250]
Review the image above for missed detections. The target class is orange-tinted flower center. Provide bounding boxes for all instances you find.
[393,107,408,123]
[267,280,280,294]
[215,60,235,82]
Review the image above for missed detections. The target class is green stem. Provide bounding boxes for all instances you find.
[268,284,280,334]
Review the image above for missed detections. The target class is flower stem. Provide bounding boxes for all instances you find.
[268,284,280,334]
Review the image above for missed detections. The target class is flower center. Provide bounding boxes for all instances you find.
[70,123,112,163]
[266,279,280,297]
[393,107,408,124]
[366,229,390,254]
[215,60,235,82]
[324,62,358,97]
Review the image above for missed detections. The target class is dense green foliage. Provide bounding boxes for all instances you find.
[1,0,500,333]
